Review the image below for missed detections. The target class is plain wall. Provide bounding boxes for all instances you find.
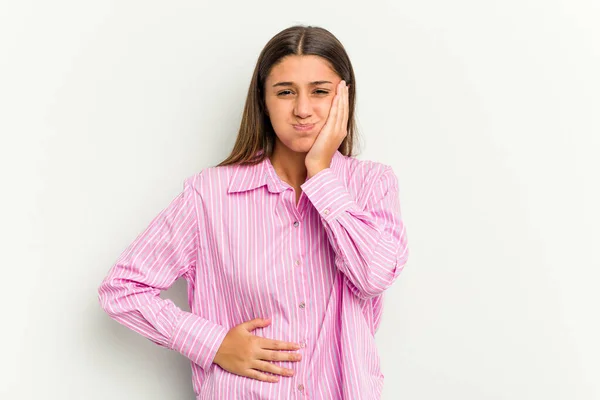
[1,0,598,399]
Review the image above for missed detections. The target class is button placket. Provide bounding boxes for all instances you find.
[290,211,308,397]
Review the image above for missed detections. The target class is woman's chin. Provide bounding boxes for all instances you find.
[274,133,317,154]
[295,139,317,153]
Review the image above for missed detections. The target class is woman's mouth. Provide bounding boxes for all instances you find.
[293,124,315,131]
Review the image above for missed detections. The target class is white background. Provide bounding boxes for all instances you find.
[1,1,598,399]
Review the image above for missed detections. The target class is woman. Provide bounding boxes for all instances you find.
[98,25,409,399]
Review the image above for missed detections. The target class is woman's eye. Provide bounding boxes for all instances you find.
[276,90,330,96]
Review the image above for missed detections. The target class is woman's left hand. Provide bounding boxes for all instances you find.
[305,80,349,178]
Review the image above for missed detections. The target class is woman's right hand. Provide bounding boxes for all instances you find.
[212,317,303,383]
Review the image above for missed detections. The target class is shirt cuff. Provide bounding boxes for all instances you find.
[169,310,228,371]
[300,167,360,221]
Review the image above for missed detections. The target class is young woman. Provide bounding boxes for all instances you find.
[98,25,409,399]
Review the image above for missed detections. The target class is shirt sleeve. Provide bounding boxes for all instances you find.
[300,166,409,300]
[97,176,228,371]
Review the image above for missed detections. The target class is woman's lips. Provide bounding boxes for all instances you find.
[293,124,315,131]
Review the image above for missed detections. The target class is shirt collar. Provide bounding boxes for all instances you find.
[227,150,346,194]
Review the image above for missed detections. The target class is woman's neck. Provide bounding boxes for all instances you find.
[269,142,308,189]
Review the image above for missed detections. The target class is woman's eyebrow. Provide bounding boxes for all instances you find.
[272,80,333,87]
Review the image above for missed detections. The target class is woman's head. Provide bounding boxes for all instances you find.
[217,25,359,167]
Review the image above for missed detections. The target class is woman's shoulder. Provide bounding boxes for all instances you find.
[339,153,397,185]
[182,164,233,188]
[180,154,397,196]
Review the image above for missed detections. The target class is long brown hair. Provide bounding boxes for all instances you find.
[216,25,360,167]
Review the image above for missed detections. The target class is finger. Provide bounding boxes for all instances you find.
[252,360,295,377]
[343,83,349,134]
[258,349,302,362]
[325,91,340,130]
[246,369,280,383]
[244,318,271,331]
[260,338,301,351]
[334,81,345,134]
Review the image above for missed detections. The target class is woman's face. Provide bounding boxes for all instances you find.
[264,55,342,154]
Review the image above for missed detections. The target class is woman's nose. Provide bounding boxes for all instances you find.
[294,93,312,118]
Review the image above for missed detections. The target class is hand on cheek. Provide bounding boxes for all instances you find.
[305,80,349,178]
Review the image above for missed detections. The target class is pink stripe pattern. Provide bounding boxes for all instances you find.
[98,150,409,399]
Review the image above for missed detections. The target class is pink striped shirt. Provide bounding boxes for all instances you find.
[98,150,409,399]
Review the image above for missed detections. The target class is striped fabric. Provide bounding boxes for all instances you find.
[98,150,409,399]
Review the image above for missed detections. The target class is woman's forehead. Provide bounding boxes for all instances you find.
[266,55,337,84]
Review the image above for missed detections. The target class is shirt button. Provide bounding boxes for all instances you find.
[299,302,306,309]
[295,259,301,266]
[299,340,306,348]
[323,208,330,215]
[297,384,304,391]
[293,221,299,227]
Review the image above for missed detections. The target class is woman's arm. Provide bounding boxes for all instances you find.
[97,176,227,371]
[301,165,409,300]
